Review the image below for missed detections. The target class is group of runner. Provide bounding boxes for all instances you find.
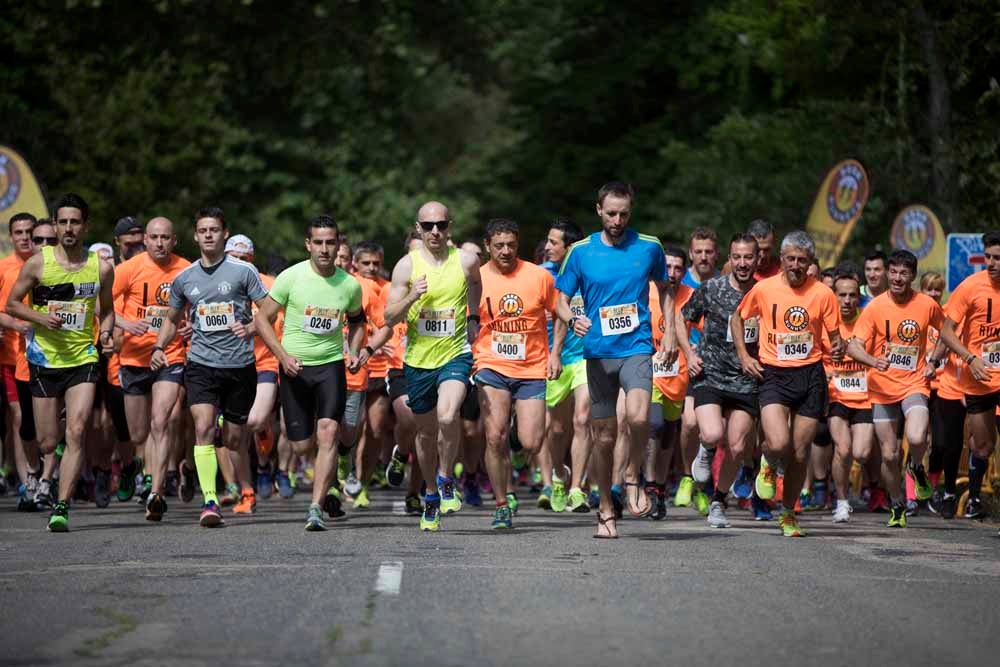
[1,183,997,538]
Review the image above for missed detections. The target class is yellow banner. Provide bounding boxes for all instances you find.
[0,145,49,258]
[890,204,946,287]
[805,159,870,268]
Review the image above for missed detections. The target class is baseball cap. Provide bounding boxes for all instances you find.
[225,234,254,256]
[113,216,143,237]
[89,242,114,258]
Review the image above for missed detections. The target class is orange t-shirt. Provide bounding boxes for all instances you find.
[738,274,840,368]
[824,315,870,410]
[0,253,28,367]
[377,284,407,371]
[853,291,942,403]
[345,274,378,391]
[943,270,1000,395]
[113,253,191,367]
[252,274,281,374]
[649,281,688,401]
[473,260,556,379]
[364,277,390,379]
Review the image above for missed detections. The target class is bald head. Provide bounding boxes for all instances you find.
[417,201,450,221]
[146,216,174,236]
[145,216,177,262]
[415,200,451,253]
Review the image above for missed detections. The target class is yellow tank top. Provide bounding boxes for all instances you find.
[27,246,100,368]
[405,247,468,369]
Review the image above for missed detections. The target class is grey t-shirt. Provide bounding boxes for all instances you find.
[169,255,268,368]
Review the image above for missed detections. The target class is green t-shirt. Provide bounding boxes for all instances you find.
[268,260,362,366]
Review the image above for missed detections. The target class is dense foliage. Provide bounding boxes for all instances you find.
[3,0,998,264]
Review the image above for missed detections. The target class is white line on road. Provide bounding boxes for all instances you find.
[374,561,404,595]
[392,501,407,515]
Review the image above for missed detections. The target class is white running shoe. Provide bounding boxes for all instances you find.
[707,501,731,528]
[832,500,851,523]
[691,444,715,483]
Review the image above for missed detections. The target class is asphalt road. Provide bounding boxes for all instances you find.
[2,488,998,667]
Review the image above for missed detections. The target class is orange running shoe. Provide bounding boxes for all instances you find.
[233,489,257,514]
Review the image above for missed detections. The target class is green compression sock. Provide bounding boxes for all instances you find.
[194,444,219,504]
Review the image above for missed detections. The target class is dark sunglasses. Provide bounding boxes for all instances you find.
[33,236,58,246]
[418,220,450,232]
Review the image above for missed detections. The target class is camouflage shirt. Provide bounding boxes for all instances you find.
[681,274,759,394]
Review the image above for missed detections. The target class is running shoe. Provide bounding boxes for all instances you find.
[179,461,196,503]
[17,477,37,512]
[48,501,69,532]
[337,454,351,486]
[939,493,957,519]
[610,486,624,519]
[480,472,494,498]
[707,501,731,528]
[344,473,363,496]
[691,444,715,483]
[779,510,804,537]
[755,457,776,500]
[305,504,326,531]
[256,469,273,499]
[568,487,590,513]
[832,500,851,523]
[587,487,600,509]
[888,502,907,528]
[810,479,828,509]
[199,501,224,527]
[220,483,240,506]
[137,474,153,504]
[233,489,257,514]
[649,487,667,521]
[964,496,985,520]
[0,470,7,496]
[867,486,890,513]
[404,495,423,515]
[511,450,528,473]
[537,485,553,510]
[146,492,167,521]
[905,499,920,517]
[386,446,407,487]
[752,495,772,521]
[531,467,543,488]
[550,479,568,513]
[694,490,710,516]
[354,487,371,509]
[164,470,180,497]
[928,488,943,515]
[420,502,441,531]
[94,468,112,508]
[462,474,482,507]
[906,461,933,501]
[674,475,694,507]
[277,470,294,499]
[324,487,347,521]
[492,504,513,529]
[506,492,519,515]
[732,466,753,500]
[371,467,388,489]
[116,458,139,502]
[34,479,53,510]
[440,478,462,514]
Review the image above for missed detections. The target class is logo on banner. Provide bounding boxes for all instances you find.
[826,162,867,224]
[0,153,21,211]
[891,207,935,259]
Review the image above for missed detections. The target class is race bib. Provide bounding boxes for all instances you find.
[417,308,455,338]
[569,295,585,318]
[144,305,170,332]
[776,332,813,361]
[834,370,867,393]
[886,344,918,372]
[727,315,759,344]
[302,305,341,335]
[491,332,526,360]
[49,301,86,331]
[653,358,679,378]
[982,341,1000,369]
[599,303,638,336]
[197,302,235,332]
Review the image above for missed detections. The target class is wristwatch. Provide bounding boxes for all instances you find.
[569,316,579,330]
[467,314,480,323]
[363,345,375,357]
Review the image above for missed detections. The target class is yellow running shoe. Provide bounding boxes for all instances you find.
[755,457,777,500]
[779,510,805,537]
[694,490,710,516]
[420,502,441,531]
[674,475,694,507]
[354,487,370,509]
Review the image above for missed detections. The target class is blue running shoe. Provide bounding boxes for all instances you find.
[491,504,513,529]
[610,485,624,519]
[587,487,600,509]
[257,469,273,499]
[463,475,482,507]
[732,466,753,500]
[752,495,773,521]
[277,471,294,499]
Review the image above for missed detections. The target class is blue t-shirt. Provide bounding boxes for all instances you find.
[556,230,667,359]
[542,261,584,365]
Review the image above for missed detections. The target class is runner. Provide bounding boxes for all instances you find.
[6,193,116,532]
[554,181,676,538]
[749,219,781,280]
[539,219,591,513]
[938,231,1000,522]
[860,250,888,307]
[824,272,874,523]
[681,233,760,528]
[150,206,268,527]
[383,201,482,532]
[254,214,367,531]
[112,216,146,262]
[0,213,42,510]
[846,249,943,527]
[732,230,842,537]
[473,218,557,529]
[113,216,191,521]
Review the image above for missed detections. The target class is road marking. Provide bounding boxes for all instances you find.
[392,501,407,515]
[374,561,403,595]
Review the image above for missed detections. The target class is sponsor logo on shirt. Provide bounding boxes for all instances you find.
[784,306,809,332]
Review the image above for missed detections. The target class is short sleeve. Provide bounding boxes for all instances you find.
[944,281,970,323]
[269,269,292,307]
[168,273,187,309]
[682,284,707,324]
[245,266,268,302]
[348,279,363,313]
[930,302,945,330]
[649,243,667,282]
[555,248,580,297]
[737,284,761,320]
[821,288,841,331]
[852,303,874,344]
[541,270,557,313]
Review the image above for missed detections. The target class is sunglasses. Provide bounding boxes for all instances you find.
[418,220,450,232]
[33,236,58,246]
